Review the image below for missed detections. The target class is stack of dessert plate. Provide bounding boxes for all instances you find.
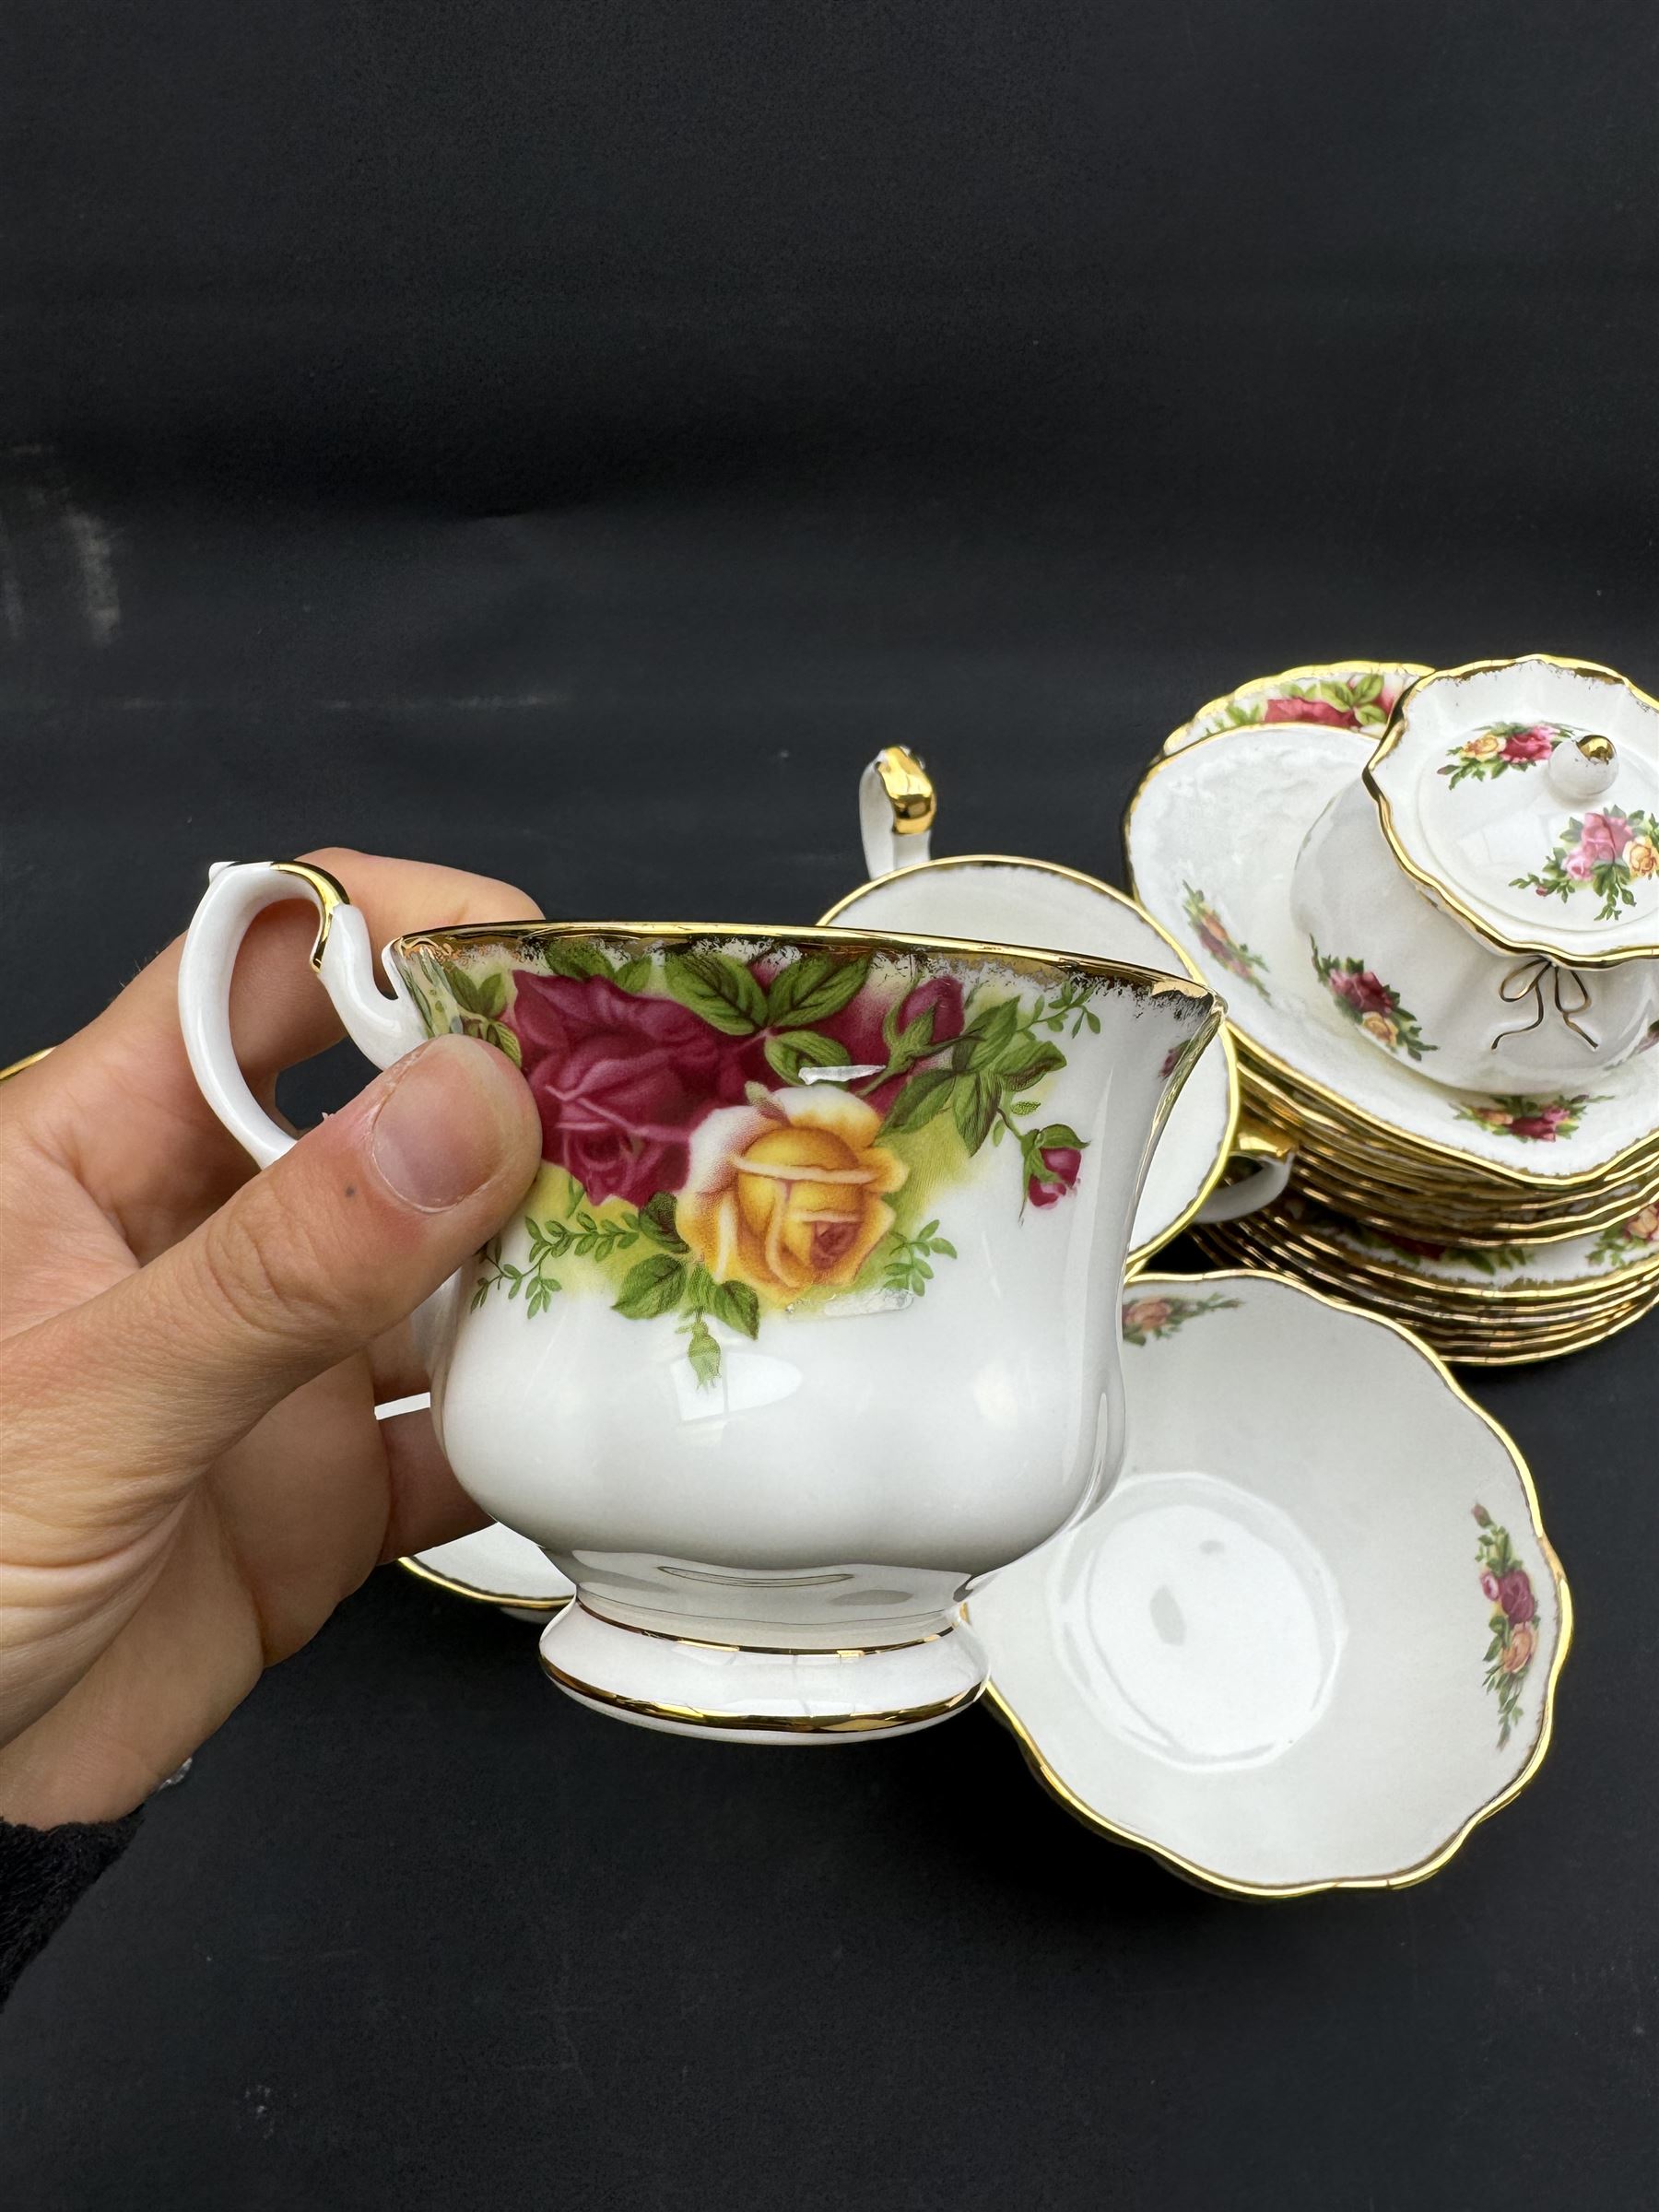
[1127,657,1659,1364]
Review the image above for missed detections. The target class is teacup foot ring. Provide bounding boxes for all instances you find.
[538,1603,987,1744]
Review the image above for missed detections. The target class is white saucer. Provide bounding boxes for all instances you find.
[820,855,1244,1263]
[1126,723,1659,1188]
[970,1269,1570,1895]
[404,1524,575,1617]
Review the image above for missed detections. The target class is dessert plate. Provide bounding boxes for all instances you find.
[971,1270,1570,1892]
[820,855,1253,1264]
[1126,724,1659,1189]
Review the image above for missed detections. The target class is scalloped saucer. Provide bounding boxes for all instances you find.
[970,1270,1570,1893]
[1126,723,1659,1190]
[405,1524,574,1618]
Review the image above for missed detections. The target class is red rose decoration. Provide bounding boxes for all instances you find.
[1028,1145,1083,1208]
[1568,810,1634,878]
[1497,1571,1535,1626]
[1510,1105,1570,1141]
[508,973,744,1206]
[1262,694,1355,727]
[1331,968,1392,1018]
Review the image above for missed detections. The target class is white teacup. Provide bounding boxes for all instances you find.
[181,863,1219,1741]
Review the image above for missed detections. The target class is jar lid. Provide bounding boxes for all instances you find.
[1365,655,1659,967]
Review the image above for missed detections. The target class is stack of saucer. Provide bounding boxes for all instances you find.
[1128,657,1659,1364]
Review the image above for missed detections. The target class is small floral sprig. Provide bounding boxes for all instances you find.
[1182,884,1270,998]
[1473,1504,1539,1749]
[1343,1221,1535,1276]
[1310,941,1436,1062]
[880,1219,959,1298]
[1121,1290,1240,1345]
[1587,1203,1659,1270]
[1512,806,1659,924]
[1439,721,1560,788]
[1452,1090,1608,1144]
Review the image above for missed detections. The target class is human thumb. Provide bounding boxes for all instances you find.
[17,1035,540,1524]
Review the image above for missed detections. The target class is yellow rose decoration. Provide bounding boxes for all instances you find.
[1360,1011,1399,1048]
[679,1087,907,1302]
[1464,731,1502,759]
[1627,836,1659,878]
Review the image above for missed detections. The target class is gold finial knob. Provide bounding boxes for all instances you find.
[1577,733,1616,764]
[875,746,936,837]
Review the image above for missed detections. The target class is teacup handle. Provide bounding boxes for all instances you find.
[1193,1119,1295,1223]
[177,860,427,1168]
[858,747,936,879]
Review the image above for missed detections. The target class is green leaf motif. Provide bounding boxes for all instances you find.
[614,1253,688,1319]
[614,956,654,993]
[705,1277,761,1339]
[541,941,616,982]
[635,1192,689,1252]
[764,1029,853,1083]
[665,949,768,1035]
[953,1072,1000,1154]
[766,953,871,1030]
[883,1067,956,1134]
[959,998,1020,1072]
[996,1040,1066,1093]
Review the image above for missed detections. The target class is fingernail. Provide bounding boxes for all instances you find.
[370,1037,517,1211]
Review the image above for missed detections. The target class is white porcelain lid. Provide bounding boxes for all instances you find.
[1366,656,1659,965]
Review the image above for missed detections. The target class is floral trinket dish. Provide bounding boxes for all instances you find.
[971,1270,1570,1893]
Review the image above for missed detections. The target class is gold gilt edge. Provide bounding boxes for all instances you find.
[1121,729,1659,1195]
[392,915,1217,1010]
[972,1265,1572,1900]
[0,1046,54,1083]
[1162,658,1435,754]
[817,853,1243,1271]
[396,1553,570,1615]
[1364,654,1659,970]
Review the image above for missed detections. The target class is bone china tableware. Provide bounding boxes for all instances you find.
[971,1269,1570,1894]
[1292,655,1659,1091]
[841,751,1288,1252]
[1124,712,1659,1197]
[405,1524,574,1618]
[180,862,1218,1740]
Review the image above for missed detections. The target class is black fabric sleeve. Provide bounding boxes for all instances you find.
[0,1810,144,2006]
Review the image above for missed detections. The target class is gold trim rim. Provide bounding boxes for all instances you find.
[396,1552,571,1615]
[1365,653,1659,969]
[538,1645,986,1735]
[270,859,351,971]
[817,852,1243,1267]
[392,914,1219,1010]
[973,1264,1572,1899]
[1123,728,1659,1194]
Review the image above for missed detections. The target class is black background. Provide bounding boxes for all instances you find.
[2,4,1656,2206]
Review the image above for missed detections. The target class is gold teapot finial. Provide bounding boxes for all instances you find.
[875,746,936,837]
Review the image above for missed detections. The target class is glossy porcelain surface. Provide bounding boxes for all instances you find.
[1126,723,1659,1187]
[406,1524,574,1612]
[819,856,1242,1263]
[1162,661,1430,753]
[1291,777,1659,1090]
[180,867,1217,1738]
[1368,656,1659,966]
[971,1271,1570,1893]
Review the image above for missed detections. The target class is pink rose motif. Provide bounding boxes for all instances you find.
[1479,1571,1501,1603]
[1501,724,1557,764]
[1028,1144,1083,1209]
[1568,811,1634,878]
[1262,694,1355,728]
[1330,967,1392,1018]
[507,973,745,1206]
[1497,1571,1535,1626]
[1510,1104,1571,1141]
